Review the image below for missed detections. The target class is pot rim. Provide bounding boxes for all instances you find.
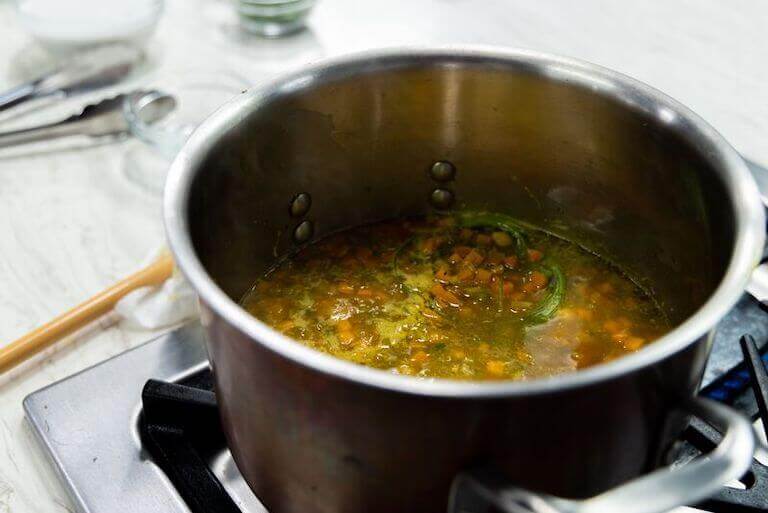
[164,46,765,398]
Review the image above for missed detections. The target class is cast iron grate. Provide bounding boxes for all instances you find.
[139,336,768,513]
[687,334,768,513]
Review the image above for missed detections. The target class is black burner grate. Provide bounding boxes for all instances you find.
[687,335,768,513]
[141,376,241,513]
[140,334,768,513]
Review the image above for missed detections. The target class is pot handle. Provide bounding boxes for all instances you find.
[449,396,755,513]
[744,157,768,304]
[747,263,768,306]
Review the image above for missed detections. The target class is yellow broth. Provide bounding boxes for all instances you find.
[241,214,668,380]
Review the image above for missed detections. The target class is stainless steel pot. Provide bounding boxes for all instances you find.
[164,48,766,513]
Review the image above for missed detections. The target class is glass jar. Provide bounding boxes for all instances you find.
[235,0,317,37]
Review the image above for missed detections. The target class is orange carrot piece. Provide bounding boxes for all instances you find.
[491,231,513,247]
[277,320,295,332]
[486,360,506,376]
[429,283,461,307]
[338,283,355,295]
[486,250,504,265]
[611,332,629,342]
[455,246,472,258]
[457,267,476,282]
[464,249,484,266]
[530,271,548,289]
[336,319,356,346]
[624,337,645,351]
[604,317,631,333]
[435,266,451,283]
[476,268,492,284]
[522,270,548,293]
[503,255,518,269]
[475,233,492,246]
[421,237,443,254]
[410,350,429,364]
[527,249,543,262]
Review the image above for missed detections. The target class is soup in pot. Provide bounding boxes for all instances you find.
[241,212,668,381]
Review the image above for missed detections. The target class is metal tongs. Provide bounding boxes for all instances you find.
[0,45,143,113]
[0,90,176,148]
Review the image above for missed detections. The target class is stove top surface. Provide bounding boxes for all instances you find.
[23,292,768,513]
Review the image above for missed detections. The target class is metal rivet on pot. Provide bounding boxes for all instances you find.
[429,161,456,182]
[293,220,314,243]
[289,192,312,217]
[430,188,455,209]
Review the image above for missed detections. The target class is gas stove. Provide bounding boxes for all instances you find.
[21,290,768,513]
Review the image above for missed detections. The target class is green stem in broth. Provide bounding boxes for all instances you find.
[456,211,566,325]
[392,236,426,295]
[525,262,566,324]
[392,236,415,276]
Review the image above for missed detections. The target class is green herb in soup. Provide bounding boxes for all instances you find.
[241,213,668,381]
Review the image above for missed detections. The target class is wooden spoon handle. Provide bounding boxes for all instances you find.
[0,253,175,375]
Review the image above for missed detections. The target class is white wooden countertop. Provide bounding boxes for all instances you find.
[0,0,766,511]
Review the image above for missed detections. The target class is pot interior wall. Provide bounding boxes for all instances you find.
[188,57,734,324]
